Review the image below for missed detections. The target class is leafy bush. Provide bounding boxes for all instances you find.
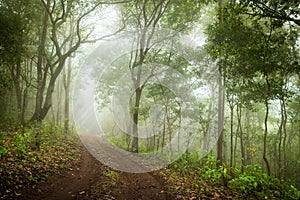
[228,165,299,199]
[161,153,300,199]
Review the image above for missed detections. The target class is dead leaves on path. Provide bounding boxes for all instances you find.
[160,168,238,200]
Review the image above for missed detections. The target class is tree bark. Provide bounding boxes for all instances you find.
[30,0,49,123]
[216,0,224,164]
[245,108,252,165]
[237,104,245,172]
[63,19,73,134]
[229,103,234,167]
[263,75,271,176]
[132,86,142,153]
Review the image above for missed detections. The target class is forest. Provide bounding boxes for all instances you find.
[0,0,300,199]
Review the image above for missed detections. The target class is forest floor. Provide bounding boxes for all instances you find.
[2,131,299,200]
[16,135,172,200]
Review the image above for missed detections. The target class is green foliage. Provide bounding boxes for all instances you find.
[161,153,300,199]
[228,165,300,199]
[0,12,25,66]
[206,1,299,107]
[162,0,204,31]
[104,170,119,182]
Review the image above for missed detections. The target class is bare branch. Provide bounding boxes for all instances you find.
[83,18,127,43]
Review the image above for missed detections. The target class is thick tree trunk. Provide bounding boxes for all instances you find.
[30,0,49,123]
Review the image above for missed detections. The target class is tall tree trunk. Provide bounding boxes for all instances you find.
[216,0,224,164]
[262,74,271,175]
[9,58,23,124]
[63,19,74,134]
[282,98,287,178]
[233,119,238,167]
[217,71,224,163]
[31,0,49,123]
[132,86,141,153]
[277,99,284,177]
[263,99,271,175]
[130,25,147,153]
[63,51,73,134]
[237,104,245,171]
[245,108,252,165]
[229,103,234,167]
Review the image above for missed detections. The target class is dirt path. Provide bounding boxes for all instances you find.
[19,136,172,200]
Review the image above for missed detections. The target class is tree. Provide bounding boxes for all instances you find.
[30,0,97,122]
[0,2,30,124]
[241,0,300,26]
[206,1,299,175]
[118,0,203,153]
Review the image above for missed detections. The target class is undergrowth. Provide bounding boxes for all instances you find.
[161,153,300,200]
[0,123,81,199]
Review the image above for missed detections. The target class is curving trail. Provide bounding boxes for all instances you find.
[19,135,171,200]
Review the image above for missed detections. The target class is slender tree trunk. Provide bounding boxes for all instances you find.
[263,99,271,175]
[278,99,284,177]
[263,75,271,176]
[216,0,224,164]
[282,98,287,178]
[245,108,252,165]
[56,78,62,125]
[130,26,147,153]
[178,103,181,151]
[233,121,238,167]
[229,104,234,167]
[203,89,213,155]
[237,104,245,172]
[161,116,166,152]
[63,53,72,134]
[217,70,224,163]
[63,19,74,134]
[21,86,29,126]
[132,86,142,153]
